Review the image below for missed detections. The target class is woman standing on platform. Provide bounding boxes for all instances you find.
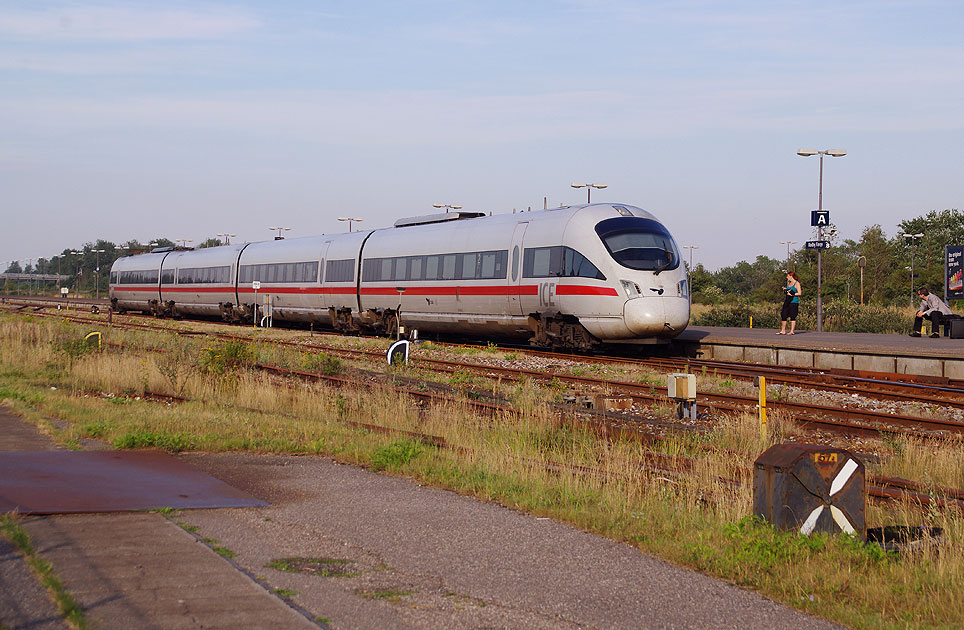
[777,271,802,335]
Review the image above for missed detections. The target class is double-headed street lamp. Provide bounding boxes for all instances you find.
[269,226,291,240]
[571,182,607,203]
[901,232,924,306]
[216,233,236,245]
[337,217,364,232]
[797,148,846,332]
[780,240,797,271]
[432,204,462,213]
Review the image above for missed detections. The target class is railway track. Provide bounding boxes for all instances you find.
[6,301,964,441]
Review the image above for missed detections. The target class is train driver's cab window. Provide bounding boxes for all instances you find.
[594,217,680,273]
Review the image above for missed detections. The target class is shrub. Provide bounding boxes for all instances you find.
[199,341,253,374]
[692,299,909,334]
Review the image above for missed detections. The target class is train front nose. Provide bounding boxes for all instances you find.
[623,296,689,337]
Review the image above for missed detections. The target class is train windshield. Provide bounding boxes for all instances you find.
[594,217,680,273]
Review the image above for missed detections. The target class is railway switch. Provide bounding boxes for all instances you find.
[753,444,865,540]
[667,373,697,420]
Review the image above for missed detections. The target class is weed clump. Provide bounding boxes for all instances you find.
[112,430,194,452]
[302,352,342,376]
[370,439,424,471]
[199,341,253,374]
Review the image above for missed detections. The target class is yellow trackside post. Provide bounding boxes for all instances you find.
[749,316,753,328]
[84,331,102,350]
[757,376,767,438]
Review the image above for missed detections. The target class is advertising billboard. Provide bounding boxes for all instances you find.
[947,245,963,301]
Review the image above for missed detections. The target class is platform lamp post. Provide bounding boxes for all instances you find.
[797,148,846,332]
[337,217,364,232]
[175,238,193,248]
[216,233,236,245]
[901,232,924,307]
[91,249,105,300]
[857,255,866,305]
[571,182,607,203]
[780,240,797,271]
[70,251,83,297]
[432,204,462,213]
[269,226,291,240]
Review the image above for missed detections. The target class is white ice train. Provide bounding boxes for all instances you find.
[109,203,689,350]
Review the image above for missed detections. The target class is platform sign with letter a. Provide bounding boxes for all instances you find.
[811,210,830,227]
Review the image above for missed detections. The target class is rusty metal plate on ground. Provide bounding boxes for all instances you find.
[0,450,268,514]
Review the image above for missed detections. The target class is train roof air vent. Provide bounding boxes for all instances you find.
[394,211,486,228]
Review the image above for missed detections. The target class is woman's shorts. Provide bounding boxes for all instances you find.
[781,302,799,321]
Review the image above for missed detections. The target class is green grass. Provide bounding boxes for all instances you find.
[370,439,425,472]
[0,515,87,629]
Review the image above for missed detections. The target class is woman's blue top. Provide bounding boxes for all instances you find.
[786,285,799,304]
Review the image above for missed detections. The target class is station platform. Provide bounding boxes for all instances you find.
[671,326,964,381]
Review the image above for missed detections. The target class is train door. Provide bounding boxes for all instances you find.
[317,241,331,310]
[508,222,529,316]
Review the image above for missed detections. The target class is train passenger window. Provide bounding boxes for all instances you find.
[442,255,456,280]
[512,247,519,281]
[480,252,496,279]
[391,258,405,281]
[524,248,552,277]
[409,257,423,281]
[459,253,477,280]
[162,270,173,284]
[318,260,324,283]
[327,259,355,283]
[425,256,439,280]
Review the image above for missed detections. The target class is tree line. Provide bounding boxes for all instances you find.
[3,208,963,303]
[689,208,964,308]
[2,236,225,296]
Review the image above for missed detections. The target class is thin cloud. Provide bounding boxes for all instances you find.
[0,6,260,41]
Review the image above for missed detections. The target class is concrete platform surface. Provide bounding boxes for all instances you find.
[676,326,964,359]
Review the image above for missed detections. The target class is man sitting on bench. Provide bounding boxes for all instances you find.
[910,288,953,338]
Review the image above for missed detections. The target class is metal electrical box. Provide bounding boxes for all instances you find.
[667,373,696,400]
[753,444,865,539]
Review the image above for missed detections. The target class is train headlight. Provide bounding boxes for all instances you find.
[620,280,642,299]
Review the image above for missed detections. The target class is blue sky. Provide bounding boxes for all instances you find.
[2,1,962,270]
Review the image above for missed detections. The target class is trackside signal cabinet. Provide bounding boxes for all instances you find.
[753,444,865,540]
